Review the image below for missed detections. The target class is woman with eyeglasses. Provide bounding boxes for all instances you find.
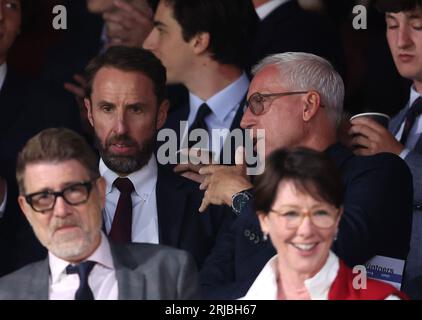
[241,147,407,300]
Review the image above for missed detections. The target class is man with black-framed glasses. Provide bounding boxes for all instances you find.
[197,52,413,299]
[0,128,199,300]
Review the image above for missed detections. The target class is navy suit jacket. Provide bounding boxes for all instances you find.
[250,0,344,75]
[389,101,422,298]
[0,67,83,276]
[200,143,413,299]
[155,166,235,269]
[0,68,33,276]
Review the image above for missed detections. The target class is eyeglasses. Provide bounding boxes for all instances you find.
[270,207,339,229]
[25,181,94,213]
[246,91,309,115]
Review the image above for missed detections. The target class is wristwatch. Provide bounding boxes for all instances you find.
[231,190,253,215]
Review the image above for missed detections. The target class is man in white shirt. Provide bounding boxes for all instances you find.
[84,46,232,268]
[0,127,199,300]
[348,0,422,298]
[143,0,259,161]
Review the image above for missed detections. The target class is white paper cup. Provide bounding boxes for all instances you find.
[350,112,390,128]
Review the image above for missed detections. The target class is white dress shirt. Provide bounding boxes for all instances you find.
[396,86,422,159]
[184,72,249,156]
[241,251,399,300]
[49,232,118,300]
[100,156,159,244]
[0,63,7,218]
[255,0,290,20]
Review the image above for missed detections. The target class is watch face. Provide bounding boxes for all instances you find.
[233,192,250,214]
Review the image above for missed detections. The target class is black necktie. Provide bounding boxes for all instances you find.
[188,103,212,148]
[66,261,96,300]
[400,97,422,145]
[109,177,134,243]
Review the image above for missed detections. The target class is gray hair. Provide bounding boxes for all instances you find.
[252,52,345,127]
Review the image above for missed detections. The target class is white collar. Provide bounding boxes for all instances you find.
[304,251,339,299]
[255,0,290,20]
[189,72,249,123]
[99,155,158,200]
[0,63,7,92]
[409,85,422,108]
[49,232,114,284]
[241,251,339,300]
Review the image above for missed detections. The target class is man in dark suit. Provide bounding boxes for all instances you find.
[0,0,86,274]
[143,0,259,163]
[0,127,199,300]
[195,52,413,299]
[348,0,422,298]
[83,46,232,269]
[250,0,344,74]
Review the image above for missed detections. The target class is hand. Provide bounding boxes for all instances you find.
[64,74,87,108]
[349,117,404,156]
[173,148,215,184]
[198,147,252,213]
[103,0,153,48]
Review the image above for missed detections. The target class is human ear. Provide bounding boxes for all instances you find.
[302,91,321,122]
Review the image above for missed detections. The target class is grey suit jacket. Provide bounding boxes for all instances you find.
[0,243,200,300]
[390,103,422,298]
[389,105,422,207]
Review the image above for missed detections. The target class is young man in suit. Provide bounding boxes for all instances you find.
[0,128,199,300]
[84,46,232,269]
[143,0,259,162]
[195,52,413,299]
[349,0,422,298]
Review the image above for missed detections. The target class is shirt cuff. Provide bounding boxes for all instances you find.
[0,183,7,218]
[399,148,411,160]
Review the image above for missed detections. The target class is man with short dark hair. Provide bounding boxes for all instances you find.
[84,46,232,269]
[143,0,259,161]
[0,128,199,300]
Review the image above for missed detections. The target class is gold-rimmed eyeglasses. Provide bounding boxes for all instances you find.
[246,91,310,115]
[269,207,339,229]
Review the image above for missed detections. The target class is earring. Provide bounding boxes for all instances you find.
[262,232,268,241]
[333,230,338,242]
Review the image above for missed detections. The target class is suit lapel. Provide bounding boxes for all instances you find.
[110,243,146,300]
[155,168,187,247]
[27,259,50,300]
[414,134,422,153]
[389,107,409,135]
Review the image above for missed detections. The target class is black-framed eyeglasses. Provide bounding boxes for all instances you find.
[24,181,94,213]
[246,91,309,115]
